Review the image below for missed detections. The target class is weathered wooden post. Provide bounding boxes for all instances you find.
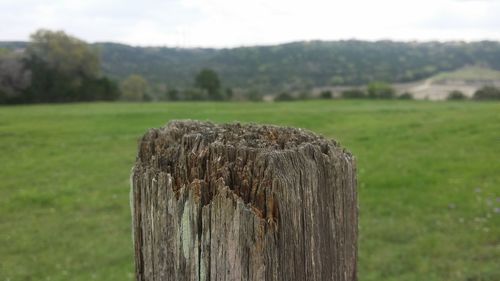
[131,120,357,281]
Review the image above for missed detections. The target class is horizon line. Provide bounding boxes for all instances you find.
[2,37,500,50]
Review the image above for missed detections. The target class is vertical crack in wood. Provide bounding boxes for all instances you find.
[299,169,307,280]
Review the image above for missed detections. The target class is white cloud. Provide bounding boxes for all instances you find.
[0,0,499,47]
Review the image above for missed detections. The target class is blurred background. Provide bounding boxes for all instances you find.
[0,1,499,280]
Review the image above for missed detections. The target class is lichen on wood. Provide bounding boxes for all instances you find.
[131,120,357,281]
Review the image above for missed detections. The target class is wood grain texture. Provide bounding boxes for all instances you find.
[131,120,357,281]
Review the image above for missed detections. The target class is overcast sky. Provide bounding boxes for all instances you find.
[1,0,500,47]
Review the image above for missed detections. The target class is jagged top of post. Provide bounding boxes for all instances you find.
[137,120,348,161]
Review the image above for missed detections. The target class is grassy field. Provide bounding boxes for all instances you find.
[1,100,499,281]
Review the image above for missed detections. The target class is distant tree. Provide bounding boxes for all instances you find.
[18,29,118,103]
[25,29,101,102]
[184,88,206,101]
[166,88,179,101]
[473,86,500,100]
[330,76,344,86]
[195,68,222,100]
[121,74,148,101]
[28,30,100,78]
[447,90,467,100]
[274,92,294,101]
[80,77,121,101]
[247,90,263,101]
[298,91,311,100]
[367,82,395,99]
[398,92,414,100]
[225,88,233,100]
[320,90,332,99]
[341,89,366,99]
[0,52,31,103]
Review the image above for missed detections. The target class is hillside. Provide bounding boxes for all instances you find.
[3,40,500,92]
[312,66,500,100]
[393,66,500,100]
[431,65,500,83]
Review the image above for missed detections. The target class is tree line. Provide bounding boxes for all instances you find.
[44,40,500,93]
[2,30,500,104]
[0,30,233,104]
[275,82,500,101]
[118,68,233,102]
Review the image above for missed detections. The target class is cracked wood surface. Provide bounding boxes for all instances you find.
[131,120,357,281]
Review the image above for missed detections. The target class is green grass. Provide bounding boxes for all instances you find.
[1,100,499,281]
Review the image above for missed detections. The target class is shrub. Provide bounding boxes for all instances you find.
[247,90,263,102]
[225,88,233,100]
[298,91,311,100]
[341,89,366,99]
[320,90,332,99]
[398,92,414,100]
[473,86,500,100]
[184,88,206,101]
[447,90,467,100]
[121,74,148,101]
[274,92,294,101]
[165,89,179,101]
[81,77,121,101]
[367,82,395,99]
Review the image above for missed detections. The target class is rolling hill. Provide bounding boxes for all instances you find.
[3,40,500,93]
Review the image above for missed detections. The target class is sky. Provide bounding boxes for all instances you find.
[1,0,500,48]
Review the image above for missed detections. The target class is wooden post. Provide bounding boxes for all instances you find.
[131,120,357,281]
